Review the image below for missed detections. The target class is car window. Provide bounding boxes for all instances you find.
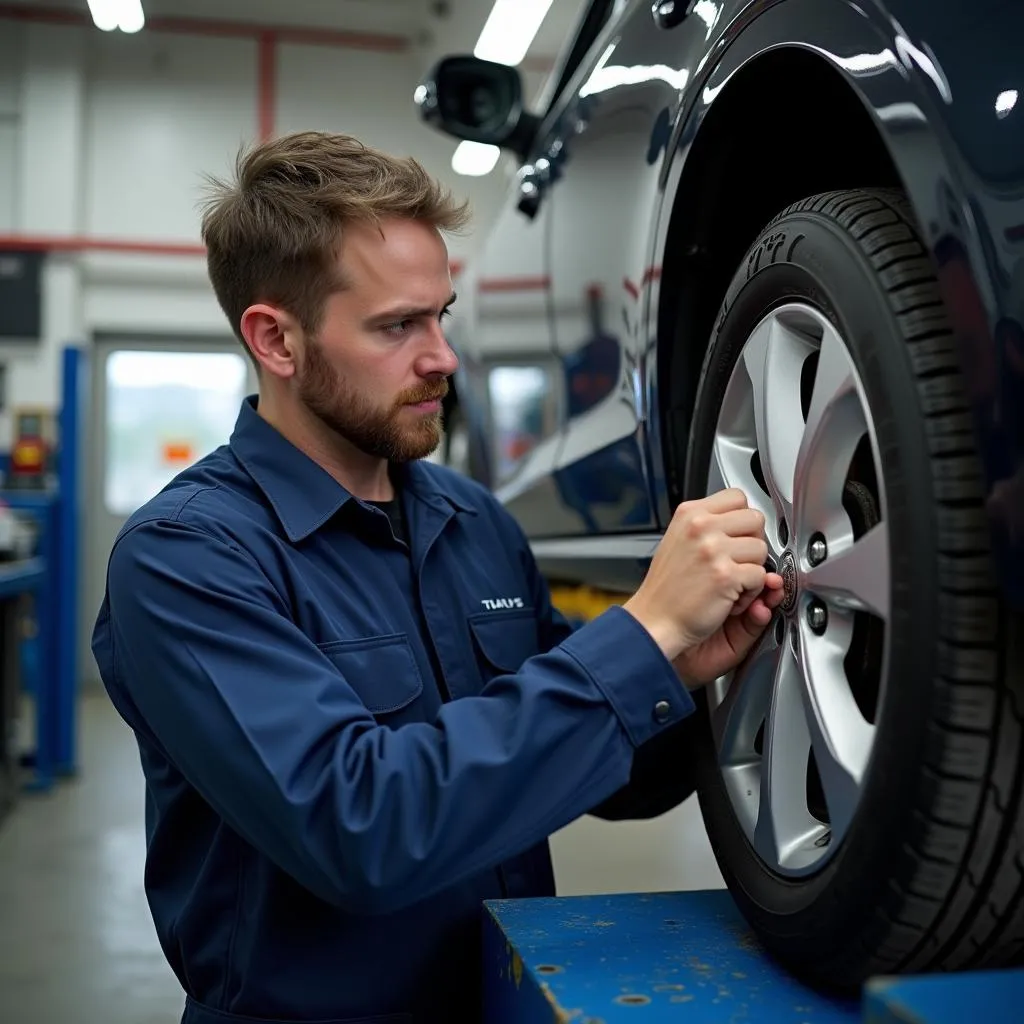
[540,0,618,115]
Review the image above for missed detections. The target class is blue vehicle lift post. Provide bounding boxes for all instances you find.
[1,344,85,794]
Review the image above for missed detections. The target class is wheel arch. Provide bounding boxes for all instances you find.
[647,0,987,520]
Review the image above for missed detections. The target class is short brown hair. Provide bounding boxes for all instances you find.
[199,131,471,359]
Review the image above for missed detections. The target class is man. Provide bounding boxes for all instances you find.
[92,131,783,1024]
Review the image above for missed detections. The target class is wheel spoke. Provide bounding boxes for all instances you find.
[804,522,890,621]
[753,637,823,869]
[711,622,779,764]
[709,436,778,553]
[743,313,815,527]
[794,321,870,540]
[796,612,875,840]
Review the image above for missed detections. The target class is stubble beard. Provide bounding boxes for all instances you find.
[298,336,447,463]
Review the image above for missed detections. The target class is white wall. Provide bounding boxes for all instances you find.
[0,25,22,233]
[0,14,540,449]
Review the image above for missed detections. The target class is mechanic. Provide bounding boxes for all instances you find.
[91,130,784,1024]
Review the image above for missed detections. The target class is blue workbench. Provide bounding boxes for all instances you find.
[483,888,1023,1022]
[863,969,1024,1023]
[483,888,862,1022]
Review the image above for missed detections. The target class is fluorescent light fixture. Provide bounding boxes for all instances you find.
[474,0,555,66]
[87,0,118,31]
[452,141,501,177]
[87,0,145,34]
[118,0,145,33]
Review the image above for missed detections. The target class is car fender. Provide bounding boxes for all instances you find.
[648,0,1024,604]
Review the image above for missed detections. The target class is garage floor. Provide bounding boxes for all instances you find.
[0,692,724,1024]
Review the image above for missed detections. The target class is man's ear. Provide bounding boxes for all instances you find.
[240,304,301,379]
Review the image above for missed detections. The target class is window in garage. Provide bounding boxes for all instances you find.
[103,349,248,516]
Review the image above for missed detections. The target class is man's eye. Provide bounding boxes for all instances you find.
[383,320,412,337]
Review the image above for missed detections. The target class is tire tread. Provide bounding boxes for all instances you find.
[757,189,1024,983]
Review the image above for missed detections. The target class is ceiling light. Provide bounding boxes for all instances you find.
[87,0,145,34]
[87,0,118,31]
[118,0,145,33]
[474,0,555,67]
[451,141,500,177]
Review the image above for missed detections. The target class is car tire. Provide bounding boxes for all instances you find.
[683,188,1024,989]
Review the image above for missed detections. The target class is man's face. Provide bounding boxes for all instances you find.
[297,217,459,462]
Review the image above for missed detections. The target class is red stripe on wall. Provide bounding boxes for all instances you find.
[478,275,551,293]
[0,234,207,256]
[0,234,466,278]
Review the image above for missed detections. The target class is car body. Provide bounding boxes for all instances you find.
[421,0,1024,601]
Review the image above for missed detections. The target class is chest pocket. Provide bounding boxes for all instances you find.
[317,634,425,726]
[467,608,541,687]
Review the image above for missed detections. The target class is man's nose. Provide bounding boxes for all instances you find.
[421,321,460,376]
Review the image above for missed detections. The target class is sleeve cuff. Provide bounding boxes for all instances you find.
[560,605,696,748]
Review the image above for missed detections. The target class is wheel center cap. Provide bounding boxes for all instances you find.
[780,550,798,613]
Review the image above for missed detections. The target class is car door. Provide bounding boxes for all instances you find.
[538,0,712,537]
[468,1,597,537]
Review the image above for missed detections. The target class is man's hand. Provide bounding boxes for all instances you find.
[673,575,784,685]
[622,488,776,665]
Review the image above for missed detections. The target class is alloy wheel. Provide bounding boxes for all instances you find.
[705,302,890,877]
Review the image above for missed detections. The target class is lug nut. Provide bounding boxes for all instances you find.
[809,536,827,566]
[807,602,828,633]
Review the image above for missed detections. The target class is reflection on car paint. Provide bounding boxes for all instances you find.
[424,0,1024,602]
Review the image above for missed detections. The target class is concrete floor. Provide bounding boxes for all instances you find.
[0,691,723,1024]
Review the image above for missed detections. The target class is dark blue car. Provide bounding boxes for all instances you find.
[418,0,1024,992]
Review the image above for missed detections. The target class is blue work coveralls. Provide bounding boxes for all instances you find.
[92,396,700,1024]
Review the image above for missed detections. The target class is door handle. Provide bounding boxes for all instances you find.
[651,0,694,30]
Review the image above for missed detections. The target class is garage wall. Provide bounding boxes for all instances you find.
[0,26,21,234]
[0,15,543,449]
[0,9,729,904]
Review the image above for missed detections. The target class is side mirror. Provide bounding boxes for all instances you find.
[415,55,539,160]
